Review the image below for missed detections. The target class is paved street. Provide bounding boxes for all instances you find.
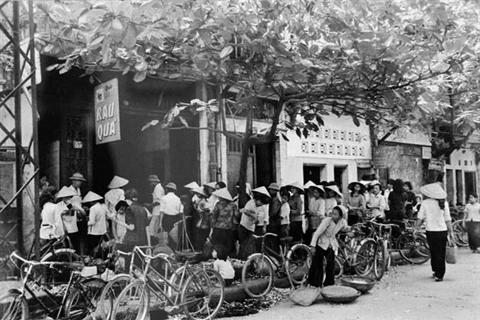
[223,248,480,320]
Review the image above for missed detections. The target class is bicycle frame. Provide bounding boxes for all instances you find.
[10,252,93,320]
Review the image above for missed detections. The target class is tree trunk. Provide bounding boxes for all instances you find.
[238,108,253,209]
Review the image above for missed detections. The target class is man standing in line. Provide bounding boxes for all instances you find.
[148,174,165,238]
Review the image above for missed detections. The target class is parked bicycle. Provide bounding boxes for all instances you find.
[241,233,312,298]
[0,251,105,320]
[111,246,224,320]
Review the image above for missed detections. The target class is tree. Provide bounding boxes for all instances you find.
[34,0,480,205]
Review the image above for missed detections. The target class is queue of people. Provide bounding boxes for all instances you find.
[38,172,476,285]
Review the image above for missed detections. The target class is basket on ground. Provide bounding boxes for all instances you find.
[340,276,376,293]
[320,285,360,303]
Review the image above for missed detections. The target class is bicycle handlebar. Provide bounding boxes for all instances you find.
[367,220,399,229]
[10,251,84,270]
[252,232,278,239]
[133,246,171,261]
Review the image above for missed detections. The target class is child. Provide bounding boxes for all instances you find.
[280,191,291,238]
[212,245,235,286]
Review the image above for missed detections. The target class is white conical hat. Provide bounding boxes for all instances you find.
[310,184,325,194]
[185,181,200,189]
[286,182,305,194]
[252,186,271,198]
[303,180,315,189]
[82,191,103,203]
[108,176,129,189]
[191,187,207,198]
[203,182,217,190]
[420,183,447,200]
[57,186,77,199]
[326,185,342,197]
[213,188,234,201]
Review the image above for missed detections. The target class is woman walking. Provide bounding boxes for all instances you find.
[463,194,480,253]
[416,183,453,282]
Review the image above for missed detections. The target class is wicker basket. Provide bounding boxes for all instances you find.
[320,285,361,303]
[340,276,376,294]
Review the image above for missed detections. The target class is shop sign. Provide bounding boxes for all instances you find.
[428,158,444,171]
[422,146,432,159]
[94,78,121,144]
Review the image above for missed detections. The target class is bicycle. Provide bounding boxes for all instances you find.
[0,226,17,280]
[241,233,312,298]
[452,220,468,247]
[0,251,106,320]
[334,228,376,279]
[111,247,224,320]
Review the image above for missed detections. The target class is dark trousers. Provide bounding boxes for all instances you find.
[238,225,254,260]
[194,227,210,252]
[211,228,235,257]
[67,232,80,254]
[289,221,303,243]
[467,221,480,250]
[308,246,335,287]
[304,229,316,246]
[426,231,448,279]
[87,234,103,257]
[162,215,181,233]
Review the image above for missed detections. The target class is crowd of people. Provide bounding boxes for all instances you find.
[37,172,480,286]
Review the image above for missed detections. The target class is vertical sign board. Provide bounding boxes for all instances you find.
[95,78,121,144]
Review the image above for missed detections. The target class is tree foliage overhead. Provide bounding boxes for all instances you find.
[34,0,480,149]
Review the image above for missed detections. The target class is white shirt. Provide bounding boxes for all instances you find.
[105,189,125,217]
[152,183,165,216]
[465,203,480,222]
[256,204,269,227]
[417,199,451,231]
[159,192,182,216]
[367,193,386,218]
[56,201,78,233]
[325,198,337,216]
[384,188,392,211]
[69,185,82,197]
[205,194,218,212]
[88,203,108,235]
[213,259,235,280]
[40,202,63,239]
[280,202,290,225]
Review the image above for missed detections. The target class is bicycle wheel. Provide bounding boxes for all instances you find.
[98,274,132,320]
[452,221,469,247]
[181,270,225,320]
[353,239,376,276]
[241,253,274,298]
[64,278,106,320]
[40,249,81,285]
[397,233,430,265]
[373,239,386,280]
[111,279,149,320]
[285,244,312,286]
[0,292,28,320]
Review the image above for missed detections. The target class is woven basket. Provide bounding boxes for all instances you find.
[340,276,376,293]
[320,285,361,303]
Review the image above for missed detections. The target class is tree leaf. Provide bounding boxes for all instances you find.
[281,133,290,141]
[179,116,189,128]
[219,46,233,59]
[296,128,302,138]
[122,24,137,48]
[315,114,324,126]
[351,115,361,127]
[133,71,147,82]
[141,119,159,131]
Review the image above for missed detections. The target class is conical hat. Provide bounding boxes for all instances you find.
[348,181,366,193]
[252,186,271,198]
[185,181,200,189]
[213,188,233,201]
[203,182,217,190]
[326,185,342,197]
[108,176,129,189]
[57,186,77,199]
[310,184,325,194]
[82,191,103,203]
[303,180,315,189]
[420,183,447,200]
[267,183,280,191]
[192,187,207,198]
[286,182,305,194]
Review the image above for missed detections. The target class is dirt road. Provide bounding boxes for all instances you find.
[223,248,480,320]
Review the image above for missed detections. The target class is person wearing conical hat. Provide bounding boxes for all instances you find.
[104,175,129,218]
[416,183,453,282]
[286,182,304,243]
[54,186,79,252]
[305,185,326,245]
[325,183,341,216]
[203,182,219,212]
[266,183,282,238]
[82,191,108,256]
[237,187,271,259]
[191,187,210,251]
[366,181,386,221]
[210,188,239,257]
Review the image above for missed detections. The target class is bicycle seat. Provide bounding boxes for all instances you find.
[54,261,84,271]
[279,236,293,245]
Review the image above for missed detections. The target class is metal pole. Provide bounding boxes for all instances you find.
[12,0,24,253]
[28,0,40,259]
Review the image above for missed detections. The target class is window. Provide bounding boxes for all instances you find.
[301,141,309,153]
[311,142,319,154]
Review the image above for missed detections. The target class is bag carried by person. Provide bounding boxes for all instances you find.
[290,283,320,306]
[446,236,457,264]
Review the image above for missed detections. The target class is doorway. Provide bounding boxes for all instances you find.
[334,166,348,196]
[303,165,326,185]
[465,171,477,201]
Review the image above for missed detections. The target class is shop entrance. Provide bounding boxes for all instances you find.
[334,166,348,196]
[303,165,326,185]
